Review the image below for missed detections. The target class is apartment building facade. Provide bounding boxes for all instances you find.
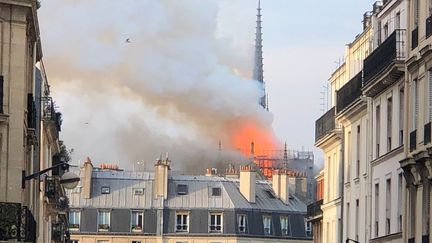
[400,0,432,242]
[0,1,68,242]
[66,158,312,243]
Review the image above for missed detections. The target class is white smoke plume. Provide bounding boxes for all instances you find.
[38,0,278,173]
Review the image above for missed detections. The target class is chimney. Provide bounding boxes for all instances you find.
[82,157,93,199]
[363,12,372,30]
[205,168,217,177]
[272,170,290,204]
[295,174,308,201]
[225,163,239,179]
[373,1,383,14]
[154,155,170,200]
[240,165,256,203]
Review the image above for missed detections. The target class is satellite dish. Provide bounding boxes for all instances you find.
[60,171,80,189]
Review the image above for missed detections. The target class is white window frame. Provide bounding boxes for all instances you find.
[133,188,144,195]
[263,215,272,235]
[98,210,110,232]
[131,211,144,232]
[175,212,189,232]
[280,215,290,236]
[69,210,81,231]
[209,212,223,233]
[237,214,247,233]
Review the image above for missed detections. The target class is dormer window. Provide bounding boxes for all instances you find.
[177,184,188,195]
[101,186,110,194]
[211,187,221,196]
[263,215,272,235]
[134,188,144,195]
[265,190,276,199]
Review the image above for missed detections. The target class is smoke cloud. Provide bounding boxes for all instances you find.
[38,0,279,173]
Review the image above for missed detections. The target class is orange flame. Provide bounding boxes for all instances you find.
[228,120,280,178]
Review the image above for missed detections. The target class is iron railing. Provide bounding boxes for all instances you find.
[42,97,62,136]
[364,29,406,85]
[315,107,336,142]
[425,122,431,145]
[410,130,417,152]
[336,71,362,113]
[0,203,36,242]
[427,16,432,39]
[307,199,323,219]
[412,27,418,50]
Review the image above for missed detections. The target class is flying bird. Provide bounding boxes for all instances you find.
[125,38,131,43]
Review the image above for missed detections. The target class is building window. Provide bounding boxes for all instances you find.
[211,187,221,196]
[376,105,381,158]
[98,210,110,231]
[209,212,223,233]
[375,183,379,237]
[346,203,350,237]
[101,186,110,194]
[355,199,359,241]
[386,178,391,235]
[133,188,144,195]
[305,220,312,237]
[175,212,189,232]
[69,210,80,230]
[97,241,109,243]
[131,241,142,243]
[356,125,361,178]
[131,211,144,232]
[384,23,389,39]
[395,12,401,29]
[387,95,393,152]
[347,131,351,181]
[399,87,404,145]
[71,240,79,243]
[398,173,403,232]
[263,215,272,235]
[414,0,419,27]
[412,79,418,131]
[280,216,290,236]
[237,214,247,233]
[428,70,432,122]
[177,184,188,195]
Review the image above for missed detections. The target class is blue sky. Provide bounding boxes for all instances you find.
[38,0,376,169]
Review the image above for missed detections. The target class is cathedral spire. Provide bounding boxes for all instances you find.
[253,0,267,109]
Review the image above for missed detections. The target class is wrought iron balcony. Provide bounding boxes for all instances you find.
[336,71,362,114]
[0,203,36,242]
[425,122,431,145]
[427,16,432,39]
[42,97,62,137]
[363,29,406,96]
[315,107,336,143]
[412,27,418,49]
[410,130,417,152]
[45,176,68,212]
[306,199,323,221]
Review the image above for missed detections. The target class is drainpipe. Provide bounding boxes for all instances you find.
[340,126,345,243]
[363,95,373,242]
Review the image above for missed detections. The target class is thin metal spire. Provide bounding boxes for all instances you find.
[253,0,267,109]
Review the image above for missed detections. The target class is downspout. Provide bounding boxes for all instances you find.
[365,95,373,242]
[340,126,345,243]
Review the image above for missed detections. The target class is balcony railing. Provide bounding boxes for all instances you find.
[307,199,323,219]
[364,30,406,85]
[315,107,336,142]
[410,130,417,152]
[336,71,362,113]
[425,122,431,145]
[412,27,419,50]
[0,203,36,242]
[427,16,432,39]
